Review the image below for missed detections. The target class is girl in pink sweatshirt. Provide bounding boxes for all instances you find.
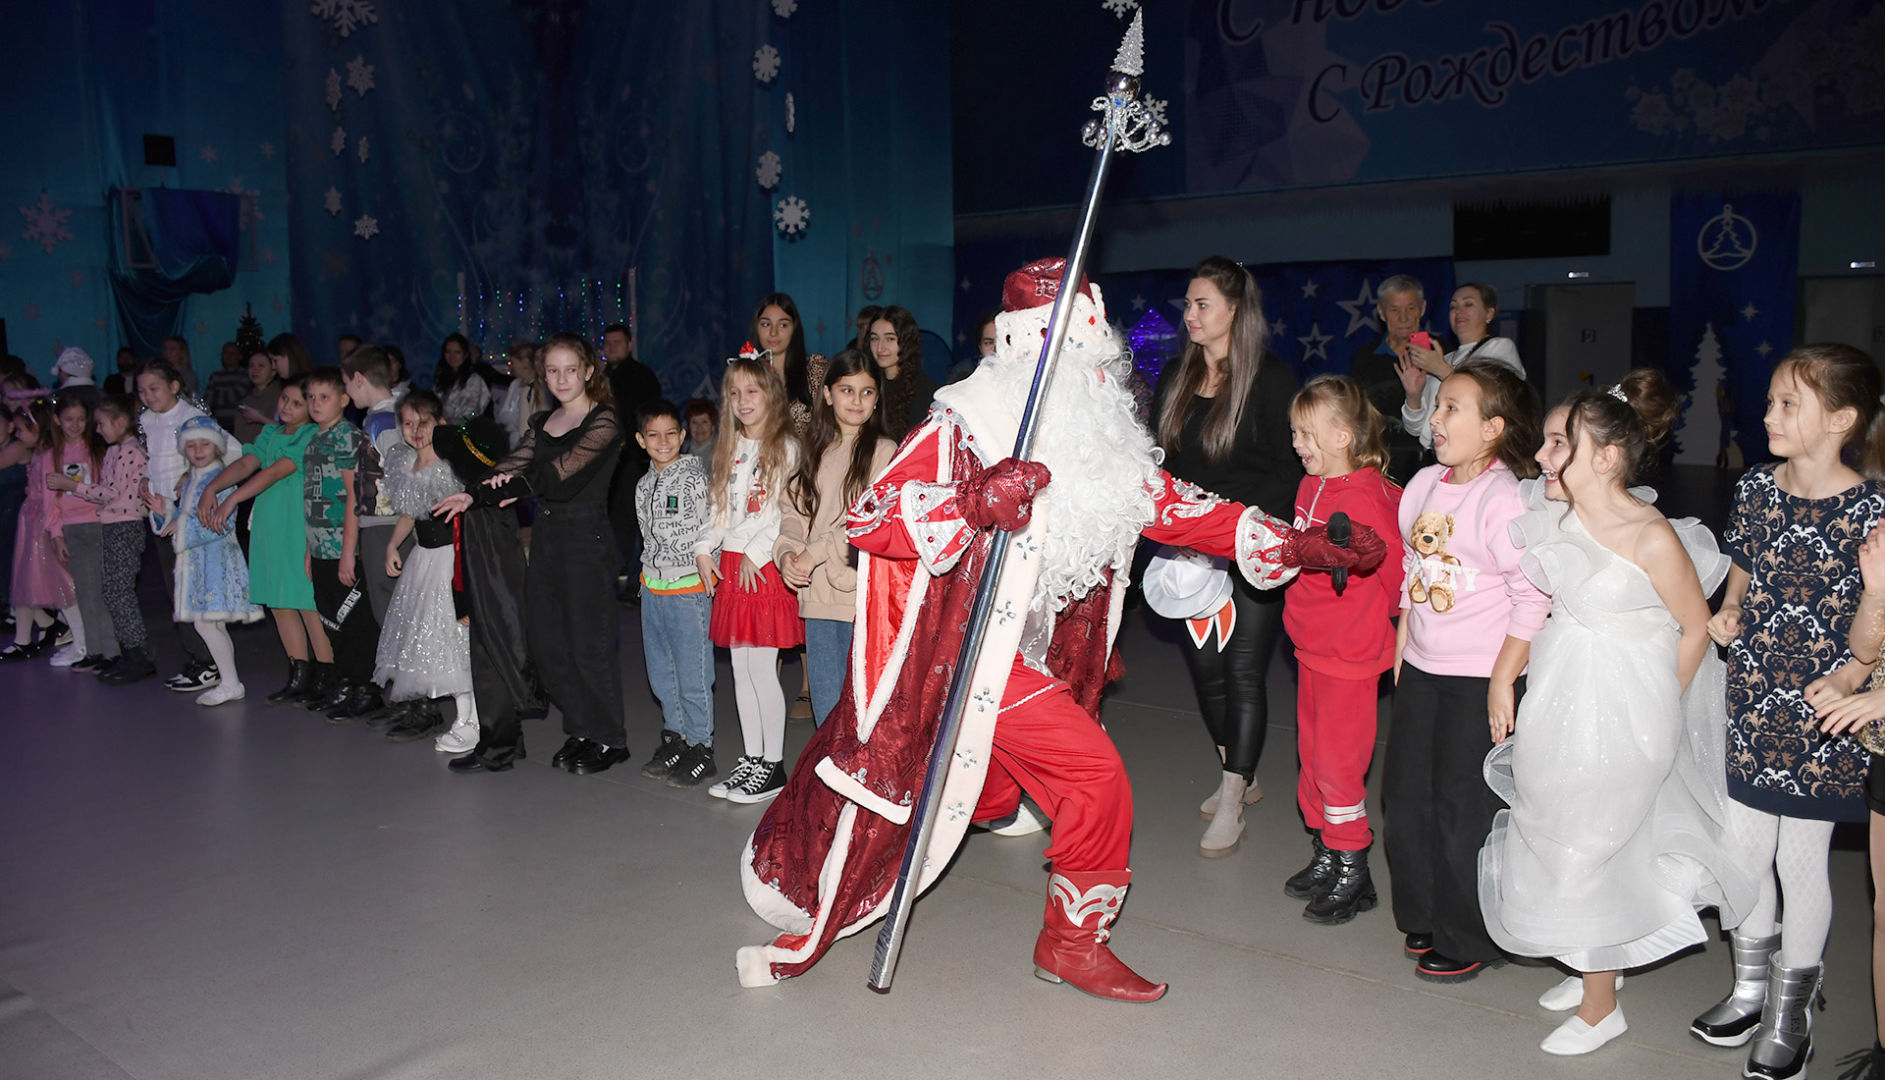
[1383,358,1549,984]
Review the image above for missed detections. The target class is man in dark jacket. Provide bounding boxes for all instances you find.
[603,323,662,601]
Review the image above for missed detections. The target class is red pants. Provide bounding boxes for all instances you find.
[1295,665,1380,851]
[971,658,1133,872]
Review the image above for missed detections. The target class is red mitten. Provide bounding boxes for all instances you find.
[959,457,1052,531]
[1281,523,1384,571]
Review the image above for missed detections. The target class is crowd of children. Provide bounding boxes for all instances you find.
[6,298,1885,1078]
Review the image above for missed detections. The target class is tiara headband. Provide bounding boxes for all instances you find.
[1606,384,1628,403]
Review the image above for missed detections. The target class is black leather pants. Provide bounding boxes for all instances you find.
[1182,581,1285,782]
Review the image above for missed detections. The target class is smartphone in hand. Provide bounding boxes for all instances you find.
[1409,331,1433,351]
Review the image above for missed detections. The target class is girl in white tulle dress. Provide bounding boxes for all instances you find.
[1478,370,1756,1057]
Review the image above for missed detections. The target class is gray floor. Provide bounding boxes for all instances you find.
[1,594,1876,1079]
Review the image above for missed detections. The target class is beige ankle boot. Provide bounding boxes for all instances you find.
[1199,772,1247,857]
[1199,772,1263,818]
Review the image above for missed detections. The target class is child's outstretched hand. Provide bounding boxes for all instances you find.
[1707,603,1742,646]
[1818,686,1885,736]
[432,493,473,521]
[738,554,764,592]
[696,553,719,597]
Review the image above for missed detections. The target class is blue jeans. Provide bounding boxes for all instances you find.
[640,588,715,746]
[804,617,853,728]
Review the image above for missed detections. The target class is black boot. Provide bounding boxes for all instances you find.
[267,660,311,704]
[325,682,384,723]
[305,673,352,713]
[384,699,447,742]
[1303,846,1377,925]
[1284,832,1335,899]
[99,646,156,685]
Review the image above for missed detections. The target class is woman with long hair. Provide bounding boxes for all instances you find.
[865,304,936,443]
[1152,254,1303,857]
[434,333,496,424]
[749,293,826,435]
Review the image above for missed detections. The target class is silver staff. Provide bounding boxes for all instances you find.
[868,8,1169,993]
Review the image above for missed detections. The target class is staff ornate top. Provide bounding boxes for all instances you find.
[1082,9,1171,154]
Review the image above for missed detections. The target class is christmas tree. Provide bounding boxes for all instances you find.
[235,303,266,357]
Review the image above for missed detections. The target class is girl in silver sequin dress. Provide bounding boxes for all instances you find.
[372,391,477,753]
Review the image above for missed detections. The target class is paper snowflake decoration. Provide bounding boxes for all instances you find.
[771,0,798,16]
[331,126,347,155]
[753,44,781,84]
[786,92,796,133]
[227,177,262,224]
[356,135,370,163]
[311,0,377,38]
[19,194,72,255]
[1102,0,1139,17]
[756,150,782,190]
[346,55,376,96]
[199,145,219,164]
[1144,95,1168,128]
[774,194,809,236]
[353,214,379,240]
[325,68,342,111]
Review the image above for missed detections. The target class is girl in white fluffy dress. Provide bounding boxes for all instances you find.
[1478,370,1756,1056]
[150,416,263,705]
[372,391,477,753]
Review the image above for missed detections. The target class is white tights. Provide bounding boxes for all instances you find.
[12,606,52,646]
[730,646,784,762]
[1726,798,1837,967]
[195,620,240,688]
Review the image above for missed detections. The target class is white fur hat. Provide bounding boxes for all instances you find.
[54,347,94,380]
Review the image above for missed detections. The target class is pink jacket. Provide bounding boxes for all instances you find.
[1397,459,1550,678]
[73,440,150,525]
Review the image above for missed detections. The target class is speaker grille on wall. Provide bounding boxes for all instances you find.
[143,134,176,167]
[1454,197,1611,261]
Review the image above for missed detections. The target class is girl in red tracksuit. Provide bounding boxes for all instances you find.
[1283,374,1404,925]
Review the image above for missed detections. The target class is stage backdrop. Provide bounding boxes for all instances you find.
[282,0,776,397]
[956,0,1885,211]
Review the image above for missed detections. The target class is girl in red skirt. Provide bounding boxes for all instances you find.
[699,356,803,804]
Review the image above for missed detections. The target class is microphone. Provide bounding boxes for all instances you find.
[1327,511,1351,596]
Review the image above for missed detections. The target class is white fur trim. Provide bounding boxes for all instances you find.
[815,756,912,825]
[740,835,813,935]
[1235,504,1299,591]
[737,803,861,986]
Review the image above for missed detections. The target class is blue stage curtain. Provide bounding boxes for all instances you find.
[106,188,241,360]
[282,0,774,397]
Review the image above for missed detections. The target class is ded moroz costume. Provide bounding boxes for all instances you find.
[736,259,1375,1001]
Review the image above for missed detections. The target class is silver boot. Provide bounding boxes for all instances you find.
[1690,930,1781,1047]
[1743,960,1823,1080]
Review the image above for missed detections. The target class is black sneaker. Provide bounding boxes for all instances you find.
[666,743,718,789]
[1414,951,1501,983]
[167,660,221,692]
[726,759,786,804]
[71,653,110,673]
[640,731,686,779]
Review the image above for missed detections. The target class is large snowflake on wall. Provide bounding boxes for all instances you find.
[756,150,782,190]
[753,44,781,84]
[353,213,379,240]
[356,135,370,163]
[774,194,809,236]
[346,54,376,96]
[771,0,798,16]
[19,194,72,255]
[331,126,347,155]
[311,0,377,38]
[1102,0,1140,17]
[786,92,796,133]
[325,68,343,111]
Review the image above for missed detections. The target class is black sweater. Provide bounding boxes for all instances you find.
[1152,357,1303,521]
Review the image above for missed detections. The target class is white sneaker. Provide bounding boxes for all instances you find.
[1540,1006,1627,1056]
[989,798,1051,837]
[1538,973,1625,1011]
[435,718,479,753]
[49,644,86,667]
[196,682,246,707]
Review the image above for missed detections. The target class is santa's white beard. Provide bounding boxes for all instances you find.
[979,348,1161,612]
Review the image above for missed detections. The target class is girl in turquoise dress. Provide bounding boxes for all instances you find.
[198,376,330,704]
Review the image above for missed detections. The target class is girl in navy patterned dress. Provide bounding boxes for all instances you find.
[1692,344,1885,1080]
